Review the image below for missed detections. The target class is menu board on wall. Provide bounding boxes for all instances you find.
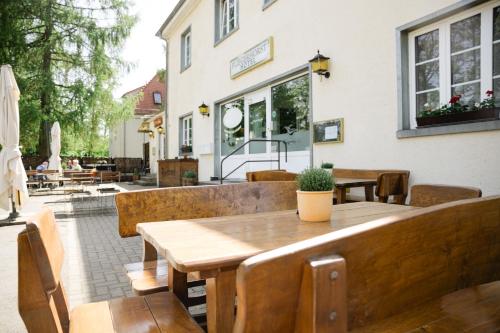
[313,118,344,143]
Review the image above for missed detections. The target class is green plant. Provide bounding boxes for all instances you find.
[418,90,496,118]
[297,168,334,192]
[183,170,197,179]
[321,162,333,169]
[133,168,139,176]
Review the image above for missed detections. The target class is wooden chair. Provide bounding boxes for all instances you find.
[375,172,409,205]
[233,196,500,332]
[18,207,202,333]
[410,184,482,207]
[246,170,297,182]
[115,181,298,297]
[99,171,121,183]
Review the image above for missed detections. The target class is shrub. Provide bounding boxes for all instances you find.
[183,170,197,179]
[297,168,334,192]
[321,162,333,169]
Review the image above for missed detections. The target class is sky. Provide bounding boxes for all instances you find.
[114,0,177,98]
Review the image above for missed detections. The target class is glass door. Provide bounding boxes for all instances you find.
[246,91,269,155]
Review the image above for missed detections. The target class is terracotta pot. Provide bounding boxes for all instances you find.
[297,190,333,222]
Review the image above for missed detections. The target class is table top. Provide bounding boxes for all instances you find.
[137,202,418,273]
[335,177,377,187]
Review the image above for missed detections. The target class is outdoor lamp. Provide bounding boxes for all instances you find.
[138,120,151,133]
[199,102,209,117]
[309,50,330,78]
[157,126,165,134]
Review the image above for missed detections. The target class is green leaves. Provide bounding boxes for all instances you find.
[297,168,334,192]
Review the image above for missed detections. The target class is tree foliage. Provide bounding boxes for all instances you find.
[0,0,137,156]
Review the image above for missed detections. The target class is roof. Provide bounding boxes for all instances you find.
[123,74,166,116]
[156,0,187,38]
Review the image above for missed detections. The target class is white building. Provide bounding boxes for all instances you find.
[157,0,500,195]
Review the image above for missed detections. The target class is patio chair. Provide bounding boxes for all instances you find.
[375,171,409,205]
[409,184,482,207]
[234,195,500,332]
[18,207,202,333]
[246,170,297,182]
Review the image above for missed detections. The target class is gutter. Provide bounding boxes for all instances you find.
[156,0,187,37]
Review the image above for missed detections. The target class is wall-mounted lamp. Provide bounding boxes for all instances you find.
[309,50,330,78]
[148,131,155,139]
[199,102,209,117]
[138,120,154,138]
[157,126,165,135]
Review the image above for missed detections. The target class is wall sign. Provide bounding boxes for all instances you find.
[230,37,273,79]
[313,118,344,144]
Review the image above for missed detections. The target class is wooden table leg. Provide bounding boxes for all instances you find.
[364,185,375,202]
[206,269,236,333]
[336,187,347,204]
[168,265,188,305]
[142,239,157,262]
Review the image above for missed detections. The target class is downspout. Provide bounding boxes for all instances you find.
[163,39,169,159]
[123,121,126,157]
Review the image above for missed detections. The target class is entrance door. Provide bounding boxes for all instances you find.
[143,142,150,173]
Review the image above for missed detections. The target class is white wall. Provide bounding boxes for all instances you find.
[109,117,147,158]
[163,0,500,195]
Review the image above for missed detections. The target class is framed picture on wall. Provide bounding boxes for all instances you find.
[313,118,344,144]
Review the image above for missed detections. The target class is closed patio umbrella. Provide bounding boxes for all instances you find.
[0,65,29,213]
[48,121,62,174]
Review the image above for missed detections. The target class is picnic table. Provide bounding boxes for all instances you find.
[335,177,377,204]
[137,201,419,333]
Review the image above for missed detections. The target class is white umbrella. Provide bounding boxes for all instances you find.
[0,65,29,211]
[48,121,62,174]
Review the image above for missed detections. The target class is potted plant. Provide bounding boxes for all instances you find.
[296,168,334,222]
[321,162,333,172]
[182,170,198,186]
[416,90,499,127]
[180,145,193,158]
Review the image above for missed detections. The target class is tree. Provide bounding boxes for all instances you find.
[0,0,136,156]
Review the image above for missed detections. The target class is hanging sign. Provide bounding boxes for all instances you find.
[230,37,273,79]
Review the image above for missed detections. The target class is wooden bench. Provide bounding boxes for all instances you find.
[18,207,202,333]
[233,195,500,332]
[115,181,298,297]
[99,171,121,183]
[410,184,482,207]
[333,168,410,203]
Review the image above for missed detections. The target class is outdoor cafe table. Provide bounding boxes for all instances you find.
[335,177,378,204]
[137,201,418,333]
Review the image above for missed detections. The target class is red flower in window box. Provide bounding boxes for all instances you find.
[449,95,461,104]
[486,90,494,96]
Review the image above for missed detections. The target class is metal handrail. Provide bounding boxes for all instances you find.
[220,139,287,184]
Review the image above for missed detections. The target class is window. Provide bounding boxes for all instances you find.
[408,3,500,128]
[181,115,193,148]
[215,0,238,43]
[271,75,310,152]
[221,99,244,155]
[153,92,161,105]
[181,28,191,71]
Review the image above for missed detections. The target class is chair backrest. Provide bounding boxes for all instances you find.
[333,168,409,179]
[410,184,482,207]
[234,196,500,333]
[18,207,69,333]
[375,172,409,205]
[115,181,298,237]
[246,170,297,182]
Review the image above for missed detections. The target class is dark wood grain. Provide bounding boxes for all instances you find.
[246,170,297,181]
[410,184,482,207]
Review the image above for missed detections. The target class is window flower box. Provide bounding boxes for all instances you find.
[416,107,500,127]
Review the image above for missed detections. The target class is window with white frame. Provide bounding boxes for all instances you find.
[181,28,191,71]
[181,115,193,148]
[409,2,500,128]
[216,0,238,42]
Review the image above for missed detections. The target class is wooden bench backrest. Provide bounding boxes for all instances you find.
[19,207,69,333]
[115,181,298,237]
[333,168,410,179]
[410,184,482,207]
[246,170,297,182]
[234,196,500,333]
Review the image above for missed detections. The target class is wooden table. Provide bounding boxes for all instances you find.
[137,202,418,333]
[335,177,377,204]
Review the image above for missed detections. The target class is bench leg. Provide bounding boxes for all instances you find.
[364,185,375,202]
[206,269,236,333]
[168,265,188,305]
[335,188,347,204]
[142,239,157,262]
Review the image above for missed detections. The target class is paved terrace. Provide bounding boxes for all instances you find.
[0,183,179,332]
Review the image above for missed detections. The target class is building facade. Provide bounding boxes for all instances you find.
[158,0,500,195]
[109,74,166,172]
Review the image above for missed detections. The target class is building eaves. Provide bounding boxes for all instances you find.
[156,0,187,38]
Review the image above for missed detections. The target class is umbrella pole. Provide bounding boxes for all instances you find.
[8,192,19,220]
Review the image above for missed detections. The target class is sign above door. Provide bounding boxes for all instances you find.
[230,37,273,79]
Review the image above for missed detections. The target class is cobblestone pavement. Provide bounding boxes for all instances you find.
[0,188,144,332]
